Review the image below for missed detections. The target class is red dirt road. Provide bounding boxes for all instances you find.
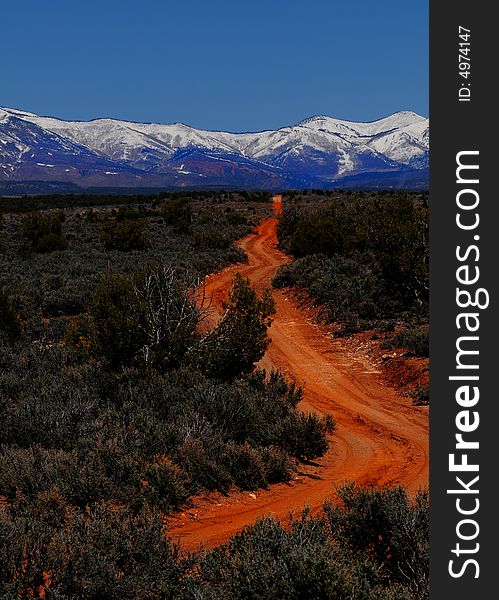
[168,216,429,550]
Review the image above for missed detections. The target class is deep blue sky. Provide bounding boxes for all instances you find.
[2,1,428,131]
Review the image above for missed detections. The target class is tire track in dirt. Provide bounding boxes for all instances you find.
[167,215,429,550]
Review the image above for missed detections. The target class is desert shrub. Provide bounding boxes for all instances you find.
[102,217,149,251]
[324,484,429,598]
[194,273,276,380]
[1,195,325,516]
[141,457,190,510]
[260,446,294,484]
[174,438,233,494]
[115,206,145,221]
[0,373,99,450]
[274,253,392,332]
[129,266,203,370]
[278,204,350,258]
[1,199,253,319]
[0,499,187,600]
[223,442,268,490]
[66,273,138,368]
[20,211,67,253]
[192,226,234,250]
[408,384,429,406]
[67,267,274,379]
[0,332,331,512]
[68,266,278,378]
[191,207,250,250]
[0,485,427,600]
[278,412,335,460]
[66,266,203,370]
[40,283,86,317]
[190,207,250,251]
[0,192,427,598]
[0,288,21,342]
[225,209,248,226]
[0,446,75,499]
[381,327,429,358]
[275,194,429,333]
[0,445,111,509]
[162,197,193,234]
[188,488,427,600]
[193,515,352,600]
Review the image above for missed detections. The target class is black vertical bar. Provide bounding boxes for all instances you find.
[430,2,497,597]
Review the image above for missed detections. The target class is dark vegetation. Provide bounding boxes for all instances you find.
[0,289,21,343]
[0,193,333,500]
[101,215,150,251]
[381,327,429,358]
[20,211,68,254]
[1,194,256,320]
[193,484,429,600]
[0,191,336,598]
[273,192,429,350]
[0,189,272,215]
[0,483,428,599]
[193,273,276,380]
[407,384,430,407]
[0,190,427,597]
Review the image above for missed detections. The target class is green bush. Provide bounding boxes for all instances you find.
[0,288,21,342]
[102,217,150,251]
[68,266,277,376]
[194,273,275,380]
[66,266,201,370]
[66,273,139,369]
[324,484,429,598]
[381,328,429,357]
[161,197,193,234]
[279,412,335,460]
[20,211,68,253]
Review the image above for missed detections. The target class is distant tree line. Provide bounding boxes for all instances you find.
[0,189,272,214]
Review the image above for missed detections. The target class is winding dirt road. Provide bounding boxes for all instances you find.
[168,212,429,550]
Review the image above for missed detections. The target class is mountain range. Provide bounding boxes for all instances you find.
[0,107,428,193]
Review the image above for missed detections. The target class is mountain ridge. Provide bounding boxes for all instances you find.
[0,107,429,191]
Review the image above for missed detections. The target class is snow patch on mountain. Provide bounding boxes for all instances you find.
[0,107,429,189]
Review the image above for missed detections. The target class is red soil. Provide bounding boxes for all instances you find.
[272,194,283,217]
[167,216,429,551]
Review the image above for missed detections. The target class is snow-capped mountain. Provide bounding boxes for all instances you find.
[0,107,428,191]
